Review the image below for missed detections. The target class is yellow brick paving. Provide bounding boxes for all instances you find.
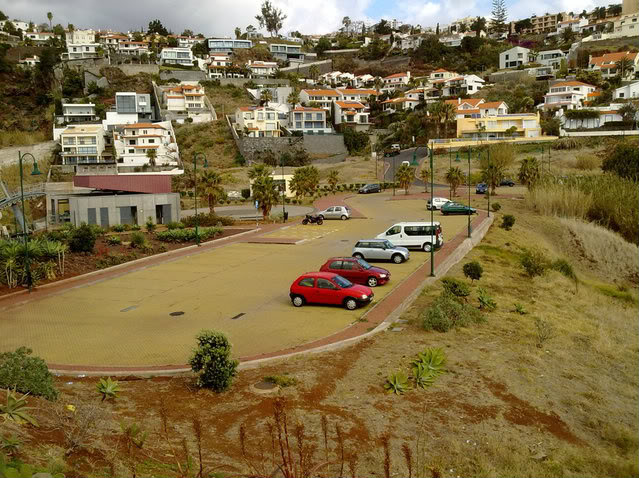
[0,194,467,366]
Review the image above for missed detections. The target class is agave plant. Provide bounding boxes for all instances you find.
[384,372,410,395]
[0,434,22,456]
[412,362,438,389]
[0,241,21,288]
[0,389,38,426]
[39,261,57,280]
[97,377,121,401]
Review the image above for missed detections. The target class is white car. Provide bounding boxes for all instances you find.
[427,197,450,210]
[317,206,351,220]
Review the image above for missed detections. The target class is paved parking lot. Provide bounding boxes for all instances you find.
[0,193,470,367]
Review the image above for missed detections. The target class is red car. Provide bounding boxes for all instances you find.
[289,272,374,310]
[319,257,390,287]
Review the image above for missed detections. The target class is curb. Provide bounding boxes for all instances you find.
[46,213,494,377]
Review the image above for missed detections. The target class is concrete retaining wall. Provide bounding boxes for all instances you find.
[159,70,207,82]
[114,64,160,76]
[563,130,639,137]
[280,59,333,76]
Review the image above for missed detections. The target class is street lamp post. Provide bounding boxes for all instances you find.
[392,156,396,196]
[280,159,287,222]
[487,148,491,218]
[429,143,435,277]
[467,147,471,238]
[17,151,42,292]
[193,152,208,246]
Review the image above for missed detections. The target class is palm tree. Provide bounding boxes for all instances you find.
[419,167,430,192]
[373,77,383,93]
[146,148,157,167]
[287,89,300,108]
[445,167,464,197]
[248,163,271,181]
[440,102,457,138]
[619,103,637,128]
[615,58,633,79]
[395,164,414,195]
[251,175,280,218]
[260,89,272,106]
[428,102,443,138]
[200,169,226,213]
[47,12,53,30]
[327,169,340,194]
[518,157,541,190]
[308,65,319,81]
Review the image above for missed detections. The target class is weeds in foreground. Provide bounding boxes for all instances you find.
[384,372,410,395]
[534,318,556,349]
[0,390,38,426]
[96,377,120,402]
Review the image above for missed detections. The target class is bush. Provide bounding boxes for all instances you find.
[441,277,470,300]
[491,202,501,212]
[520,248,550,278]
[501,214,515,230]
[601,142,639,181]
[478,288,497,311]
[105,235,122,246]
[166,221,185,230]
[155,227,221,243]
[181,213,235,227]
[129,231,147,249]
[111,224,126,232]
[69,224,97,253]
[241,188,251,199]
[189,330,239,391]
[145,217,156,232]
[552,137,580,150]
[574,153,599,170]
[552,258,578,289]
[343,127,369,154]
[421,291,483,332]
[462,261,483,283]
[0,347,58,400]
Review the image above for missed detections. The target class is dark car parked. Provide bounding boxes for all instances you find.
[476,183,488,194]
[359,183,381,194]
[500,178,515,187]
[320,257,390,287]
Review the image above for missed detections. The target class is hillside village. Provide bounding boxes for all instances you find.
[0,0,638,476]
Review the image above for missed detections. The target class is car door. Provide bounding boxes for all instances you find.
[372,242,387,260]
[384,225,404,246]
[340,260,363,284]
[326,260,343,276]
[323,207,335,219]
[316,278,340,304]
[297,277,318,303]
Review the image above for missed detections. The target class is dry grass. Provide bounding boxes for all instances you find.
[525,183,593,218]
[559,218,639,285]
[0,130,48,148]
[574,153,600,171]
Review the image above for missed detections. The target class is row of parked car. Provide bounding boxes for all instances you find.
[427,197,477,215]
[289,221,445,310]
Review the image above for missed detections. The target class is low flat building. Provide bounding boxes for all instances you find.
[270,43,305,62]
[234,106,281,137]
[336,88,379,103]
[58,103,99,124]
[614,81,639,99]
[118,41,149,55]
[288,107,332,134]
[24,31,57,44]
[208,38,252,53]
[247,60,278,78]
[457,112,542,139]
[160,47,194,66]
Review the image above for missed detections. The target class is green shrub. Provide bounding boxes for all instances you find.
[441,277,470,300]
[145,217,156,232]
[411,348,446,389]
[421,291,483,332]
[111,224,126,232]
[552,258,578,290]
[0,347,58,400]
[0,390,38,426]
[478,288,497,311]
[155,227,221,243]
[520,248,550,278]
[166,221,185,230]
[501,214,515,230]
[181,213,235,227]
[129,231,147,249]
[574,153,599,170]
[131,225,141,231]
[106,235,122,246]
[384,371,410,395]
[189,330,239,392]
[96,377,120,401]
[69,223,97,253]
[491,202,501,212]
[462,261,483,283]
[263,375,297,387]
[513,303,527,315]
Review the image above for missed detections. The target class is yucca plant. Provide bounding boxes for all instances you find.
[0,389,38,426]
[384,372,410,395]
[96,377,121,401]
[0,434,22,456]
[39,261,57,280]
[411,362,437,389]
[412,348,447,378]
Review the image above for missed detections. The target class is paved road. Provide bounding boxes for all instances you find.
[383,147,447,188]
[0,193,470,367]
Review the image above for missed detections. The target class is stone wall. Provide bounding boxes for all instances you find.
[218,77,290,87]
[159,70,207,82]
[280,59,333,76]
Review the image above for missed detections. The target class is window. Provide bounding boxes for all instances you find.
[267,113,275,120]
[386,226,401,235]
[128,149,134,153]
[341,261,355,271]
[298,277,314,287]
[329,261,342,269]
[148,139,155,144]
[129,140,136,145]
[317,278,336,289]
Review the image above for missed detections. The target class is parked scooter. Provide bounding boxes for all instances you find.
[302,214,324,225]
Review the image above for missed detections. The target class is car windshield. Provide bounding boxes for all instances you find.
[383,240,395,249]
[356,258,372,269]
[333,275,353,288]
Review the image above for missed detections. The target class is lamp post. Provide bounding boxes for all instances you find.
[429,143,435,277]
[467,147,471,238]
[487,148,491,218]
[17,151,42,292]
[193,152,208,246]
[392,156,396,196]
[280,158,287,222]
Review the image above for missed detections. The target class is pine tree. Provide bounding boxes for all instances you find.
[491,0,508,34]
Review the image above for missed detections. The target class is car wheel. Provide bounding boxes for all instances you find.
[340,215,348,220]
[344,298,357,310]
[318,215,324,221]
[392,253,403,264]
[353,253,364,259]
[367,276,378,287]
[422,242,432,252]
[292,295,304,307]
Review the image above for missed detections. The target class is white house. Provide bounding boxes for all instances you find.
[59,125,106,165]
[588,51,639,79]
[401,35,423,50]
[234,106,281,137]
[58,103,98,124]
[336,89,379,104]
[114,122,180,168]
[100,34,128,49]
[537,49,566,68]
[169,35,203,49]
[300,89,341,110]
[383,72,411,89]
[479,101,509,116]
[558,103,631,130]
[540,80,598,110]
[207,54,234,78]
[103,92,154,128]
[429,69,459,81]
[613,12,639,38]
[64,29,99,60]
[0,19,29,31]
[333,101,371,131]
[24,31,57,44]
[160,47,194,66]
[445,98,486,118]
[352,74,375,88]
[288,107,332,134]
[499,46,535,70]
[163,84,206,112]
[246,60,278,78]
[381,97,419,113]
[614,81,639,99]
[118,41,149,55]
[18,55,39,68]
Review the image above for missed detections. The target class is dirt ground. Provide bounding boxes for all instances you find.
[5,194,638,478]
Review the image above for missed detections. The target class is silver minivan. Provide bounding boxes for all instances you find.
[352,239,410,264]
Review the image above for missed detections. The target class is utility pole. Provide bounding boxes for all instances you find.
[430,143,435,277]
[467,147,471,238]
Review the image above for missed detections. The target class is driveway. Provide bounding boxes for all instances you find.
[0,141,56,167]
[181,204,313,219]
[0,193,471,367]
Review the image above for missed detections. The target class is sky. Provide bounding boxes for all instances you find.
[1,0,615,37]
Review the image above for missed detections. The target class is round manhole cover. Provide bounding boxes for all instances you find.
[169,311,185,317]
[252,380,279,394]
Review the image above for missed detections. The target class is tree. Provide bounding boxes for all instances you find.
[481,143,514,194]
[428,102,443,138]
[327,170,340,194]
[561,27,575,44]
[440,102,457,138]
[146,148,157,167]
[615,57,634,79]
[167,37,178,47]
[514,18,532,33]
[436,23,440,36]
[342,16,352,35]
[235,27,242,39]
[445,167,464,197]
[67,23,74,32]
[286,89,300,107]
[52,24,65,36]
[260,88,272,105]
[2,21,17,36]
[255,0,287,37]
[148,19,168,36]
[601,142,639,181]
[343,128,369,154]
[252,175,280,218]
[396,164,414,195]
[463,261,483,283]
[47,12,53,30]
[619,103,637,127]
[419,167,430,192]
[518,157,541,190]
[0,11,7,21]
[132,31,144,42]
[490,0,508,34]
[192,41,208,58]
[189,330,238,392]
[200,169,226,213]
[315,37,331,55]
[182,29,193,37]
[289,166,319,197]
[374,19,392,35]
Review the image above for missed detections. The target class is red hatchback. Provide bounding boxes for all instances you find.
[319,257,390,287]
[289,272,374,310]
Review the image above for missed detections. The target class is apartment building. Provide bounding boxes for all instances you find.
[336,89,379,103]
[59,103,99,124]
[457,112,542,139]
[499,46,536,69]
[160,47,194,66]
[524,12,566,34]
[300,89,341,110]
[64,29,99,60]
[59,125,106,165]
[208,38,252,53]
[119,41,149,55]
[540,80,598,110]
[288,107,332,134]
[382,71,411,89]
[429,69,459,81]
[588,51,638,79]
[113,122,180,168]
[103,92,155,128]
[333,101,371,131]
[246,60,278,78]
[162,84,206,111]
[537,49,566,68]
[234,106,281,137]
[270,43,305,62]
